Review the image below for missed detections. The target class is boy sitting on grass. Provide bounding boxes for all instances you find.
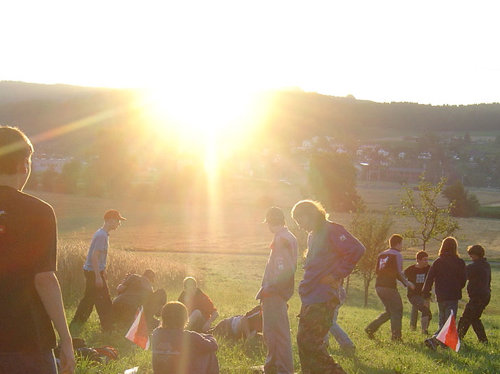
[152,301,219,374]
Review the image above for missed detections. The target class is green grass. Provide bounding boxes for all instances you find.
[62,244,500,374]
[30,184,499,373]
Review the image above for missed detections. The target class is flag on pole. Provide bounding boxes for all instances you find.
[436,310,460,352]
[125,306,150,349]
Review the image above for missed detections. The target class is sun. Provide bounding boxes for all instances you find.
[140,84,267,175]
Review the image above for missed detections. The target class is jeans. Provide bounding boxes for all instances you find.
[434,300,458,336]
[0,350,57,374]
[366,287,403,339]
[328,304,355,350]
[408,295,432,330]
[71,270,113,331]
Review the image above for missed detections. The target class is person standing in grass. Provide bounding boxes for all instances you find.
[255,206,298,374]
[292,200,365,374]
[178,277,219,333]
[457,245,491,344]
[403,251,432,334]
[365,234,415,341]
[0,126,75,374]
[152,301,219,374]
[70,209,126,332]
[422,237,466,350]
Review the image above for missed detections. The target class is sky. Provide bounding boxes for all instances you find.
[1,0,499,105]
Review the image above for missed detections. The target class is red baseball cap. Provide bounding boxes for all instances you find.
[103,209,126,221]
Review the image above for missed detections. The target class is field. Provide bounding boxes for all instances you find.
[33,180,500,373]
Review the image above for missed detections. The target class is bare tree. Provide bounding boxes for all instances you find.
[351,212,393,307]
[397,176,459,251]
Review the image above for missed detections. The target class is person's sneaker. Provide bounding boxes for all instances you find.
[365,327,375,339]
[250,365,265,373]
[422,330,429,335]
[392,336,403,343]
[332,363,348,374]
[425,337,437,350]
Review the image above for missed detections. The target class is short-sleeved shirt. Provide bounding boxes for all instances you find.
[404,264,430,297]
[83,228,109,271]
[0,185,57,352]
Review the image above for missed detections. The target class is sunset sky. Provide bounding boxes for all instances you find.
[1,0,499,105]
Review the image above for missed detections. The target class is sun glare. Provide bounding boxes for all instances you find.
[141,84,267,174]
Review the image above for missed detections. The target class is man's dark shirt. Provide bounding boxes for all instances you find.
[0,186,57,352]
[404,264,430,297]
[466,258,491,299]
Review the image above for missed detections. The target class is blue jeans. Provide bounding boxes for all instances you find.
[328,303,355,349]
[434,300,458,336]
[0,350,57,374]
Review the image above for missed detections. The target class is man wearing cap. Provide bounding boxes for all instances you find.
[255,207,298,374]
[70,209,126,332]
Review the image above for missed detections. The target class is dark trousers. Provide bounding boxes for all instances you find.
[366,287,403,339]
[458,295,490,342]
[297,298,345,374]
[408,295,432,329]
[0,350,57,374]
[72,270,113,331]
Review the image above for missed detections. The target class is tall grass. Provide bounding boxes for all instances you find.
[57,239,189,305]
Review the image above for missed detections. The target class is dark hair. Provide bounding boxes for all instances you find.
[389,234,403,248]
[143,269,155,282]
[438,237,458,257]
[416,251,428,261]
[161,301,188,329]
[291,200,326,225]
[467,244,485,258]
[0,126,33,175]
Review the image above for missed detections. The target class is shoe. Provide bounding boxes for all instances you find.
[424,338,437,351]
[250,365,265,373]
[392,336,403,343]
[365,327,375,339]
[332,363,347,374]
[422,330,429,335]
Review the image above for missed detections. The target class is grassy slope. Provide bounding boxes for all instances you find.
[30,182,500,373]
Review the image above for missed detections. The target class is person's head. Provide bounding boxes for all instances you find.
[143,269,156,284]
[467,244,485,260]
[0,126,34,190]
[389,234,403,251]
[264,206,285,233]
[438,237,458,257]
[103,209,126,231]
[416,251,429,267]
[161,301,188,329]
[291,200,327,232]
[183,276,197,292]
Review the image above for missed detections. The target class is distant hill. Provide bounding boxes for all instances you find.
[1,81,500,157]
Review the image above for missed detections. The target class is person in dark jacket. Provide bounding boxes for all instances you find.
[151,301,219,374]
[292,200,365,374]
[422,237,466,350]
[457,245,491,343]
[365,234,414,341]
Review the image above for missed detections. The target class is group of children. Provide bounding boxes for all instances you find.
[366,235,491,351]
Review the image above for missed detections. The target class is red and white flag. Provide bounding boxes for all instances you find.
[436,310,460,352]
[125,306,150,350]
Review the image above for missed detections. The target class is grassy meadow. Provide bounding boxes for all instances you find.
[33,180,500,373]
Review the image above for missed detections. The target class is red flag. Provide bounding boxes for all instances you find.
[436,310,460,352]
[125,306,150,349]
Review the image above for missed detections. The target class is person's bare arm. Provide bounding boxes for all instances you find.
[202,310,219,332]
[35,271,75,374]
[91,250,103,288]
